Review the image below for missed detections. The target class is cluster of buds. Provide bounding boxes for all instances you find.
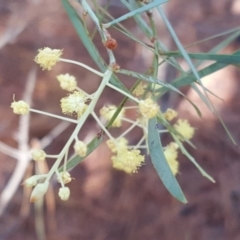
[11,47,195,203]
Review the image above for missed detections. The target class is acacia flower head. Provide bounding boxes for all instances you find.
[106,137,128,153]
[58,171,72,184]
[164,142,179,176]
[34,47,62,70]
[57,73,77,91]
[163,108,178,121]
[31,149,46,161]
[30,182,49,202]
[174,119,195,140]
[111,149,145,174]
[99,105,125,127]
[133,82,146,96]
[58,187,70,201]
[60,91,88,118]
[11,100,30,115]
[139,98,159,119]
[74,140,87,157]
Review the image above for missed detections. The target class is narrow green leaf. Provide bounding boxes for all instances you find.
[185,28,240,51]
[103,0,167,28]
[120,0,183,71]
[157,6,214,112]
[158,50,240,94]
[161,52,240,64]
[62,0,105,70]
[61,0,131,96]
[172,135,215,182]
[118,69,201,116]
[148,118,187,203]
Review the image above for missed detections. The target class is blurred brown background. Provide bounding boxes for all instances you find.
[0,0,240,239]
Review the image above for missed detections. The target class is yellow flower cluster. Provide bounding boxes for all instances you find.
[107,137,144,174]
[60,91,88,118]
[34,47,62,70]
[164,142,179,176]
[133,82,146,96]
[99,105,125,127]
[111,148,144,174]
[11,100,29,115]
[139,98,159,119]
[163,108,178,121]
[57,73,77,92]
[174,119,195,140]
[106,137,128,153]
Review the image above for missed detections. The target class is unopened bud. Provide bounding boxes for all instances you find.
[58,187,70,201]
[30,182,49,202]
[23,174,47,188]
[24,176,38,187]
[31,150,46,161]
[57,171,72,184]
[74,140,87,157]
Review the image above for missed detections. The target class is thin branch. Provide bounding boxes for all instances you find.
[0,142,20,159]
[0,68,36,215]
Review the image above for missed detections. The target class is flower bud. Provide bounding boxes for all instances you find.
[31,150,46,161]
[30,182,49,202]
[23,175,47,188]
[74,140,87,157]
[58,187,70,201]
[57,171,72,184]
[24,176,38,188]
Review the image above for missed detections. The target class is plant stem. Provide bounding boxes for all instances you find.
[60,58,104,77]
[44,69,113,182]
[30,109,78,124]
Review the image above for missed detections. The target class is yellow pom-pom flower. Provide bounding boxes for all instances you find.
[34,47,62,70]
[111,149,144,174]
[139,98,159,119]
[74,140,87,157]
[60,91,88,118]
[133,82,145,96]
[57,73,77,92]
[99,105,125,127]
[174,119,195,140]
[164,142,179,176]
[163,108,178,121]
[11,100,30,115]
[106,137,128,153]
